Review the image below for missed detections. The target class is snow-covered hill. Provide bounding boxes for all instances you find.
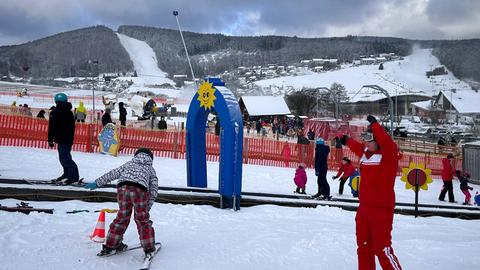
[116,33,174,87]
[254,48,473,102]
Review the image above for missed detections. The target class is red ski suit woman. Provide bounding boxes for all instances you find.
[346,122,402,270]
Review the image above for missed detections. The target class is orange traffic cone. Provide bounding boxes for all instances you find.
[90,211,106,243]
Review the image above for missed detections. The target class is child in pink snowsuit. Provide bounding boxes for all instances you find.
[294,163,308,194]
[457,170,474,205]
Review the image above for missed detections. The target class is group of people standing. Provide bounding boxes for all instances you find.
[439,153,474,205]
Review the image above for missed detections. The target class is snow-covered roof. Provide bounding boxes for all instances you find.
[240,96,291,116]
[411,100,433,111]
[439,89,480,114]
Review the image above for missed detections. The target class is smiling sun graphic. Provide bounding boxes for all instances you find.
[400,162,433,192]
[197,81,216,110]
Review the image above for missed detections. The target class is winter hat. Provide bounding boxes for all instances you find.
[464,172,471,178]
[315,138,324,145]
[447,153,454,159]
[135,148,153,160]
[54,93,68,102]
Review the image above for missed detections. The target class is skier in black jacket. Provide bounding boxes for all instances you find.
[48,93,79,184]
[118,102,127,126]
[102,107,113,127]
[313,138,331,199]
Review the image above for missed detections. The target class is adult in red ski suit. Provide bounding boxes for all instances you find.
[339,115,402,270]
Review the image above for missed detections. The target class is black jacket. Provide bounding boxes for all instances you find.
[307,130,315,140]
[102,112,113,127]
[297,136,310,145]
[119,104,127,122]
[48,102,75,145]
[315,144,330,173]
[458,175,472,190]
[158,120,167,130]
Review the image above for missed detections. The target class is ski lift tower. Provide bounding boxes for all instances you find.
[361,85,394,138]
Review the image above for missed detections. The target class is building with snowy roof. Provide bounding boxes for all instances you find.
[435,89,480,122]
[239,96,291,118]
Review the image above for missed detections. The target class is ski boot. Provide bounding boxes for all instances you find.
[52,174,67,184]
[144,246,156,260]
[97,243,128,256]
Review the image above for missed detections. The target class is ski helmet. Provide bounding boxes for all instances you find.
[135,148,154,160]
[315,138,324,145]
[54,93,68,102]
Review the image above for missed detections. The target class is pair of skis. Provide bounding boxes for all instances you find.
[24,178,86,187]
[98,242,162,270]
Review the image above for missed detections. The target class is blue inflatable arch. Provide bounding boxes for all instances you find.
[186,78,243,210]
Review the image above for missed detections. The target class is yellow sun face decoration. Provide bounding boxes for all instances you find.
[197,81,216,110]
[401,162,433,192]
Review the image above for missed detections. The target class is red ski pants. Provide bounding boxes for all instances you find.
[356,205,402,270]
[106,185,155,251]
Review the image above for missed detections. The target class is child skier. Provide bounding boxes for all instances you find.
[84,148,159,259]
[332,157,356,195]
[293,163,307,194]
[456,170,474,205]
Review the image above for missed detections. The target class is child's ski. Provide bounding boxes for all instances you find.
[140,243,162,270]
[97,242,161,258]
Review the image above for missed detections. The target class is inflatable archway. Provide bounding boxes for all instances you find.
[186,78,243,210]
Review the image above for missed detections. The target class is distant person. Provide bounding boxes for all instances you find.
[296,129,310,145]
[256,120,262,135]
[215,118,221,135]
[118,102,127,126]
[307,128,315,141]
[75,101,87,123]
[157,116,167,130]
[439,153,456,203]
[313,138,330,200]
[22,104,32,117]
[102,107,113,127]
[332,157,356,195]
[456,170,474,205]
[48,93,79,184]
[36,109,46,119]
[293,163,307,194]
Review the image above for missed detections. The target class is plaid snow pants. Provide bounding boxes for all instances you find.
[106,185,155,251]
[356,205,402,270]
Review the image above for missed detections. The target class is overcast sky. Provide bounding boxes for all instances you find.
[0,0,479,46]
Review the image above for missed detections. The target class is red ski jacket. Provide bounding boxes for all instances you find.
[346,122,399,208]
[335,163,356,180]
[441,158,455,181]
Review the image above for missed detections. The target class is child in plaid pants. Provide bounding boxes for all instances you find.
[85,148,159,256]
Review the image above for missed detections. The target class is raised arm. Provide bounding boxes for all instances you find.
[369,121,397,159]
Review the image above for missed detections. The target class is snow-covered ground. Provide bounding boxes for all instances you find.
[1,146,478,206]
[116,33,174,87]
[0,198,478,270]
[1,146,479,269]
[254,48,474,102]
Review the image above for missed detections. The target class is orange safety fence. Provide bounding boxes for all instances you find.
[0,114,461,177]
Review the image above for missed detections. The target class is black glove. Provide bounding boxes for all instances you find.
[367,115,377,124]
[332,176,338,180]
[469,187,474,190]
[48,142,54,148]
[339,135,349,146]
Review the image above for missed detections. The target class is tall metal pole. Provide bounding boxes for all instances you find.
[362,85,394,138]
[173,11,196,84]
